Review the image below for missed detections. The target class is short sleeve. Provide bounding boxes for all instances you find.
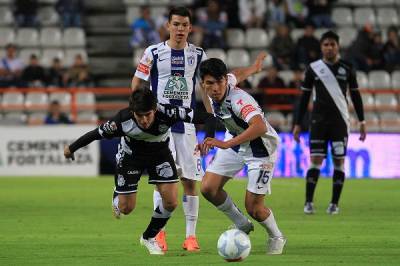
[301,66,314,91]
[231,91,263,123]
[227,73,238,87]
[134,46,154,81]
[98,112,124,139]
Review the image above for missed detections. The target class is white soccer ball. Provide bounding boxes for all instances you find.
[217,229,251,262]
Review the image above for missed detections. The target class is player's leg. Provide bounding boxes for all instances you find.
[172,130,203,251]
[328,127,348,214]
[245,156,285,255]
[304,120,328,214]
[201,149,253,233]
[140,155,179,255]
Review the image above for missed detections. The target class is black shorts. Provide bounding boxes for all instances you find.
[309,115,348,158]
[114,151,179,194]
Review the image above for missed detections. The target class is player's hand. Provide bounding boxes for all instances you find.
[203,137,230,149]
[292,125,301,143]
[64,145,75,161]
[359,122,366,142]
[195,143,211,156]
[253,51,268,73]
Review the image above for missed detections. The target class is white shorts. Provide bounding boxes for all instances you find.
[206,148,277,195]
[169,125,203,181]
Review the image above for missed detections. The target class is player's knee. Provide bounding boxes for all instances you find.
[181,178,197,195]
[163,199,178,212]
[200,183,216,200]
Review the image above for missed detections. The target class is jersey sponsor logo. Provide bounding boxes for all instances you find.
[127,170,140,175]
[137,62,150,75]
[236,99,244,106]
[158,124,169,132]
[103,121,117,134]
[163,76,189,100]
[338,67,346,75]
[240,104,256,119]
[171,55,184,65]
[117,174,125,186]
[156,162,174,178]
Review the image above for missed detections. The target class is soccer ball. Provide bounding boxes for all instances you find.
[217,229,251,262]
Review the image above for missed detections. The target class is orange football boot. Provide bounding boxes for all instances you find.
[155,230,168,251]
[182,235,200,252]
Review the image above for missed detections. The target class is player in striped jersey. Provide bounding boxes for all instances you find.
[198,57,287,255]
[131,6,211,251]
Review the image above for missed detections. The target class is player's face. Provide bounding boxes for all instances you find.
[321,38,339,61]
[167,15,192,44]
[133,110,156,129]
[202,74,228,103]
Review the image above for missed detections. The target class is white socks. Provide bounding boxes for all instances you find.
[259,210,283,238]
[183,195,199,237]
[217,196,249,228]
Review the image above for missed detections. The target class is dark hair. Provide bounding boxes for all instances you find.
[320,30,339,44]
[199,58,228,80]
[168,6,192,24]
[129,89,157,113]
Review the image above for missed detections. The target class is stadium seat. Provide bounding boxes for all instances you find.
[0,49,5,59]
[336,0,351,4]
[149,0,169,5]
[171,0,194,5]
[16,28,39,47]
[356,71,369,90]
[249,49,273,68]
[27,112,46,125]
[226,49,250,68]
[0,7,13,26]
[380,112,400,132]
[123,0,147,5]
[360,92,375,111]
[1,91,25,111]
[372,0,395,6]
[279,70,294,86]
[376,8,399,27]
[126,6,140,25]
[0,28,15,47]
[49,92,71,110]
[205,48,226,62]
[151,6,168,20]
[226,29,245,48]
[19,48,41,64]
[354,8,376,27]
[25,92,49,111]
[290,28,304,42]
[132,47,145,67]
[245,28,269,48]
[0,112,27,125]
[332,8,353,27]
[38,7,60,26]
[63,28,86,47]
[40,27,62,47]
[39,0,57,3]
[64,49,88,67]
[337,27,357,48]
[76,92,96,111]
[375,94,398,111]
[368,70,391,89]
[41,48,64,67]
[391,70,400,89]
[350,0,372,6]
[365,112,381,131]
[314,28,329,40]
[76,112,98,124]
[266,111,286,131]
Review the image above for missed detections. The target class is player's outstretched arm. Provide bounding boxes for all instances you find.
[204,114,266,149]
[231,51,267,84]
[64,129,103,160]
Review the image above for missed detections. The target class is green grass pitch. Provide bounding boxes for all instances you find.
[1,177,399,265]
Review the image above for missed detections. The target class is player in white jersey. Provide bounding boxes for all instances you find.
[131,6,211,252]
[198,57,287,255]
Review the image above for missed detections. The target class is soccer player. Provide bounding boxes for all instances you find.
[198,57,287,255]
[292,31,366,215]
[63,89,215,255]
[130,6,210,251]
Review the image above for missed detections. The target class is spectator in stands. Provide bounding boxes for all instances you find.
[257,66,287,111]
[346,24,376,72]
[294,23,320,69]
[56,0,84,27]
[286,0,308,28]
[382,26,400,72]
[21,54,46,87]
[129,5,160,48]
[0,43,24,88]
[288,68,303,89]
[64,54,91,87]
[44,100,72,124]
[196,0,227,49]
[46,57,66,87]
[238,0,266,28]
[266,0,286,27]
[369,32,384,71]
[269,24,295,70]
[306,0,335,28]
[13,0,39,27]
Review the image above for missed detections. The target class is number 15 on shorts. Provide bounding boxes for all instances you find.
[256,170,271,188]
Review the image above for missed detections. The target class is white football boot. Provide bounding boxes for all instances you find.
[304,202,315,214]
[267,236,287,255]
[140,236,164,255]
[326,203,339,215]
